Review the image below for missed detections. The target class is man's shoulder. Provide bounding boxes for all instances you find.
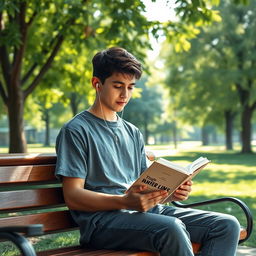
[122,118,137,128]
[121,118,140,134]
[63,111,91,132]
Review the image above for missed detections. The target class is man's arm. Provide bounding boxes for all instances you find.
[62,176,168,212]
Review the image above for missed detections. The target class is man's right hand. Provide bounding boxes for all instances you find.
[123,185,168,212]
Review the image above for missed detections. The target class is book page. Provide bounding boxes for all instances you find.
[156,158,188,174]
[186,157,210,174]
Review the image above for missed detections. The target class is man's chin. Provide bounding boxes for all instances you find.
[115,106,125,113]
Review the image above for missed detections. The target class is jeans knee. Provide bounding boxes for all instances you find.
[164,218,189,240]
[222,214,240,237]
[157,218,193,254]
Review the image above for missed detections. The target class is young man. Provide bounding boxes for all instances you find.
[55,47,240,256]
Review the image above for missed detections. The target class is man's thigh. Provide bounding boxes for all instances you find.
[88,209,187,251]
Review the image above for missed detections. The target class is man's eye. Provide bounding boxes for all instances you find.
[114,86,122,89]
[128,87,134,90]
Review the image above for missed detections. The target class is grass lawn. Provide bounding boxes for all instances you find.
[0,142,255,255]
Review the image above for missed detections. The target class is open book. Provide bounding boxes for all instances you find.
[127,157,210,203]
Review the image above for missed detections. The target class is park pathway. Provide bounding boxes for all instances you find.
[237,246,256,256]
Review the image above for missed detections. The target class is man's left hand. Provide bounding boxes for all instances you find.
[172,180,193,201]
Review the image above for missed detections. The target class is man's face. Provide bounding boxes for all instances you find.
[99,72,136,113]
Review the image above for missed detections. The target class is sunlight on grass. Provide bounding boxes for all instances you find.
[192,182,256,197]
[27,144,55,153]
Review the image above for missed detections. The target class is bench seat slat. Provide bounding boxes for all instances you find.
[98,252,159,256]
[0,165,56,185]
[36,246,159,256]
[0,188,64,212]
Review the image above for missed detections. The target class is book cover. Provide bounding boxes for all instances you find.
[128,157,210,203]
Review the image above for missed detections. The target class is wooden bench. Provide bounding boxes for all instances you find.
[0,153,253,256]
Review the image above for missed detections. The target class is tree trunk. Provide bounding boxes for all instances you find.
[8,88,27,153]
[225,110,235,150]
[44,109,50,147]
[70,92,79,116]
[201,126,210,146]
[211,127,218,144]
[241,105,253,153]
[172,121,178,149]
[144,113,149,145]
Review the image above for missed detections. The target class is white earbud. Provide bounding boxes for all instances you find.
[96,83,99,89]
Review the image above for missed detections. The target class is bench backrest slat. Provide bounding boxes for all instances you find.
[0,165,57,185]
[0,153,56,166]
[0,187,65,212]
[0,210,77,233]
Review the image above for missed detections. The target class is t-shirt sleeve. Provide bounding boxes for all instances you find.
[55,126,88,180]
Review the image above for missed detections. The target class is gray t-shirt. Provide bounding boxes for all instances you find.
[55,110,147,244]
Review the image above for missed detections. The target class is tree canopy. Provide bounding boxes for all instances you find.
[0,0,248,152]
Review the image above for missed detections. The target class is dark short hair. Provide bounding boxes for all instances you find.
[92,47,142,83]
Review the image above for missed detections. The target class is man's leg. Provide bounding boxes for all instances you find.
[159,205,241,256]
[87,209,194,256]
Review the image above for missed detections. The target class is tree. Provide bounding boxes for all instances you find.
[0,0,238,153]
[54,44,92,116]
[0,0,152,152]
[124,78,163,144]
[164,0,256,153]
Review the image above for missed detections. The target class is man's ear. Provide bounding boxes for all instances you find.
[92,77,101,90]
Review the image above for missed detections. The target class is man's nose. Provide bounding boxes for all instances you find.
[120,88,128,98]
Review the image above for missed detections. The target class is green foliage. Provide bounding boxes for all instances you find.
[164,0,256,134]
[124,77,164,142]
[0,0,250,152]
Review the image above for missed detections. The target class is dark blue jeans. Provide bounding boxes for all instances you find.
[87,204,240,256]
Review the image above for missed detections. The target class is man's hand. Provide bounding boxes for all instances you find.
[123,185,168,212]
[172,180,193,201]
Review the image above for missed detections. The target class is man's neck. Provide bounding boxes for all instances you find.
[88,103,117,122]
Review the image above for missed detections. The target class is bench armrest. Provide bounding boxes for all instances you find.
[172,197,253,243]
[0,224,44,256]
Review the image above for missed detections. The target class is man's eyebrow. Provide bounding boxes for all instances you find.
[112,80,136,86]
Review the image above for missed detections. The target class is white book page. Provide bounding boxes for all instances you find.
[186,157,210,174]
[156,158,188,174]
[157,157,210,175]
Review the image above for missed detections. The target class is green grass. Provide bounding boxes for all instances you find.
[0,142,255,254]
[0,144,56,153]
[0,231,80,256]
